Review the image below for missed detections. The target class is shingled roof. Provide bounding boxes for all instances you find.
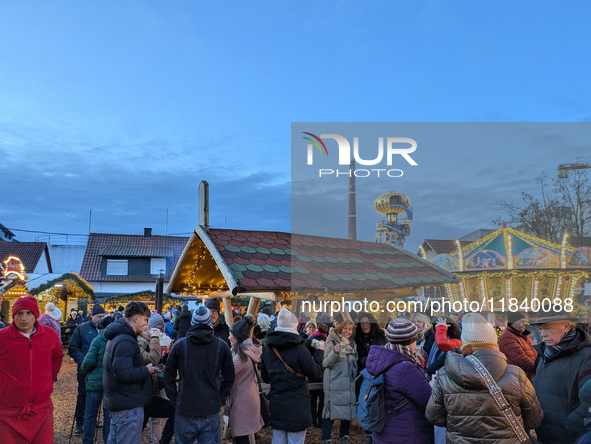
[0,242,52,274]
[168,227,459,295]
[81,233,189,282]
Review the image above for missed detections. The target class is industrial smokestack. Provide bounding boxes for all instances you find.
[199,181,210,232]
[348,158,357,240]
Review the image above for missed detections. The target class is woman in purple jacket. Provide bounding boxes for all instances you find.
[366,318,434,444]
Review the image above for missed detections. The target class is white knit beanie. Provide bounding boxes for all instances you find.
[461,312,497,345]
[277,308,297,329]
[45,302,62,321]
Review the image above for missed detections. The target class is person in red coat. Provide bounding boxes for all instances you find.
[498,311,537,379]
[0,295,64,444]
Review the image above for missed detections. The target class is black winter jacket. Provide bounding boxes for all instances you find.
[261,330,324,432]
[533,328,591,444]
[173,311,192,339]
[68,321,99,373]
[356,328,387,372]
[102,320,151,412]
[213,318,230,346]
[164,324,235,417]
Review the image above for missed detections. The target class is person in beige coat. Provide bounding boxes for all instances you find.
[322,321,357,444]
[426,313,543,443]
[228,314,264,444]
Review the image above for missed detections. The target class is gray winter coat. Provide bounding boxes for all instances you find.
[322,329,357,421]
[533,328,591,444]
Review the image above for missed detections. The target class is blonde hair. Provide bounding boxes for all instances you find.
[410,312,432,332]
[333,321,356,339]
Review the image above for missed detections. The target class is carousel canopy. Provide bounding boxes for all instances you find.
[431,227,591,273]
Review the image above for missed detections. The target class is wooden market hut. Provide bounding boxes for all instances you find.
[0,278,30,323]
[424,225,591,324]
[29,272,95,322]
[97,290,184,313]
[167,224,460,326]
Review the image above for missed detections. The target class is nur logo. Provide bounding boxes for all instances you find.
[303,133,418,178]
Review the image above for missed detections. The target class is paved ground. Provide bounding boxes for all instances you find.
[52,348,366,443]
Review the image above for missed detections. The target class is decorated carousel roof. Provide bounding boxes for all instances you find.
[431,226,591,273]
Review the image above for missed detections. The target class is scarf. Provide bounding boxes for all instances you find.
[461,342,499,356]
[543,325,577,363]
[386,342,429,378]
[211,316,222,329]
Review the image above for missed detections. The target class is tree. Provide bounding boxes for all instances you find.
[494,171,591,244]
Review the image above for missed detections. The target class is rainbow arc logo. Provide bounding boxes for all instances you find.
[302,132,328,156]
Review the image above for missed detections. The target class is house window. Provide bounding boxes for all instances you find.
[106,259,128,275]
[150,258,166,275]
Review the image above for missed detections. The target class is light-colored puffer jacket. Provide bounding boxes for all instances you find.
[322,329,358,421]
[425,349,542,443]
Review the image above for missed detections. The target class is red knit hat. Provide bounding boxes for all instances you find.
[12,296,40,319]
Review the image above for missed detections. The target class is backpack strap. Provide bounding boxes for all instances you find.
[249,357,264,393]
[272,346,305,378]
[466,355,529,443]
[363,360,401,401]
[213,339,223,375]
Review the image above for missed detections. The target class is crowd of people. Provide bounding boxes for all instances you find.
[2,296,591,444]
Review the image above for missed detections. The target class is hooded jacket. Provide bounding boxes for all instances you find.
[425,349,542,443]
[102,320,152,412]
[0,322,64,410]
[173,310,192,339]
[366,345,434,444]
[164,323,234,417]
[261,330,324,432]
[228,339,265,437]
[498,326,537,379]
[322,329,358,421]
[81,330,108,392]
[533,327,591,444]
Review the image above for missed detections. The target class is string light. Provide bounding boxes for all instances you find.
[561,233,569,269]
[455,240,464,272]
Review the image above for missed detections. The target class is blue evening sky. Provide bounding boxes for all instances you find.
[1,1,590,252]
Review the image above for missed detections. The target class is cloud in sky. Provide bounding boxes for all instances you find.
[1,2,591,246]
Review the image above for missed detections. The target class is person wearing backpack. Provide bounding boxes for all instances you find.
[260,309,324,444]
[163,305,235,444]
[425,313,543,443]
[362,318,434,444]
[322,320,358,444]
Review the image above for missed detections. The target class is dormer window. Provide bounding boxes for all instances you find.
[106,259,128,275]
[150,258,166,275]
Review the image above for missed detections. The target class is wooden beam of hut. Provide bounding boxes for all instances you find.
[222,296,234,327]
[247,298,260,317]
[235,292,283,302]
[377,301,390,328]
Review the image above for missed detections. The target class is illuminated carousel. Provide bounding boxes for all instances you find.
[423,224,591,324]
[0,256,30,322]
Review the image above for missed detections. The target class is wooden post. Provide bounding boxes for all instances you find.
[341,305,353,323]
[199,181,209,232]
[377,300,390,329]
[222,296,234,326]
[247,297,260,317]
